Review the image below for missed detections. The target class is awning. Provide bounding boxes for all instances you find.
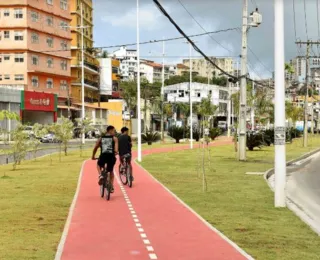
[58,105,80,111]
[73,103,107,110]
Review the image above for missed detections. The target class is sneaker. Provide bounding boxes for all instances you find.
[98,175,104,185]
[130,176,134,182]
[111,187,115,193]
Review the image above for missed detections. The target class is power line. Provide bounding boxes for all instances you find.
[176,0,235,55]
[293,0,298,40]
[153,0,271,89]
[33,27,239,54]
[153,0,236,79]
[317,0,320,55]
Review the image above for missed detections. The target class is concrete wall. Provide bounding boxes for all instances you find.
[22,111,54,125]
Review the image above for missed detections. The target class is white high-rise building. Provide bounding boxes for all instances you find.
[112,47,137,81]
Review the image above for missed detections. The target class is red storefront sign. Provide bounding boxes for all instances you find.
[21,91,57,112]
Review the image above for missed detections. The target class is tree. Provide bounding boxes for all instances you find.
[29,123,48,160]
[286,101,303,127]
[120,80,137,132]
[76,118,94,157]
[51,117,74,159]
[0,110,20,142]
[101,50,109,58]
[10,124,29,170]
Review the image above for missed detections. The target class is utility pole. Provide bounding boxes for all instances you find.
[239,1,262,160]
[188,42,194,149]
[251,80,255,131]
[239,0,248,161]
[295,40,320,146]
[274,0,286,208]
[80,3,85,145]
[227,80,232,137]
[137,0,142,162]
[161,38,165,141]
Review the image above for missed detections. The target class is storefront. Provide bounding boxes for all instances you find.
[20,91,58,125]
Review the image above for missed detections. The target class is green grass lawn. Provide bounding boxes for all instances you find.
[0,150,92,260]
[0,141,188,260]
[141,136,320,260]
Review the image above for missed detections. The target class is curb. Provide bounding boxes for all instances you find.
[264,147,320,180]
[264,148,320,236]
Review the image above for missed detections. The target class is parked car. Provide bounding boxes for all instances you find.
[22,126,34,138]
[41,133,60,143]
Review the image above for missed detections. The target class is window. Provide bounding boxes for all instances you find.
[60,80,68,90]
[4,75,10,80]
[15,74,24,81]
[4,31,9,39]
[31,76,39,87]
[47,37,54,47]
[4,9,10,17]
[31,32,39,43]
[60,0,68,10]
[0,75,2,81]
[15,54,24,63]
[60,59,67,70]
[46,78,53,88]
[4,55,10,61]
[47,0,53,5]
[178,90,184,98]
[47,57,53,68]
[32,55,39,65]
[31,11,39,22]
[60,40,68,50]
[14,31,23,41]
[60,21,68,31]
[14,9,23,19]
[46,16,53,26]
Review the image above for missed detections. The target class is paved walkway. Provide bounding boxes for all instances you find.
[55,139,252,260]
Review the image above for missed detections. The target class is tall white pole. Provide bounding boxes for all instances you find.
[239,0,248,161]
[227,80,231,137]
[81,3,85,145]
[251,80,255,131]
[137,0,142,162]
[8,102,11,142]
[189,43,193,149]
[274,0,286,208]
[161,38,165,140]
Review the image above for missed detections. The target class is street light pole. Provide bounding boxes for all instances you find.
[137,0,142,162]
[161,38,165,141]
[227,80,231,137]
[239,0,248,161]
[274,0,286,208]
[251,80,255,131]
[81,3,85,145]
[189,43,193,149]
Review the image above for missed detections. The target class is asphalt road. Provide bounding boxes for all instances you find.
[287,152,320,228]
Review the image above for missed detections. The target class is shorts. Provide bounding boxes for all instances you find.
[120,153,131,165]
[98,154,116,173]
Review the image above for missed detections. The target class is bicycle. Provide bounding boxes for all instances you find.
[99,167,112,200]
[119,154,133,188]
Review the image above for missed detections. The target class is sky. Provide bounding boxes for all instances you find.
[92,0,320,80]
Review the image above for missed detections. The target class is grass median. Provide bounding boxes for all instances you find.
[141,136,320,260]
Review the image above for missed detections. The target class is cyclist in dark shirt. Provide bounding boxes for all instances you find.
[92,125,118,192]
[118,127,133,180]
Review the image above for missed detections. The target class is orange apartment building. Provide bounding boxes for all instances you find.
[0,0,73,124]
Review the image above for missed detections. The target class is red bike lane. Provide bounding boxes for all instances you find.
[56,139,253,260]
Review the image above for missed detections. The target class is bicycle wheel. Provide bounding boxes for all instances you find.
[100,183,105,198]
[119,164,128,185]
[127,164,133,188]
[106,174,111,201]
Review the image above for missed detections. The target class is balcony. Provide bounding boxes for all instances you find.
[72,79,99,90]
[71,59,99,75]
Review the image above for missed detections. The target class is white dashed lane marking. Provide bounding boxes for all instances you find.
[115,172,157,260]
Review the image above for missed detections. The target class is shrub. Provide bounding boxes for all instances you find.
[209,128,222,141]
[185,127,200,142]
[247,132,264,151]
[263,129,274,146]
[168,126,185,143]
[142,130,161,145]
